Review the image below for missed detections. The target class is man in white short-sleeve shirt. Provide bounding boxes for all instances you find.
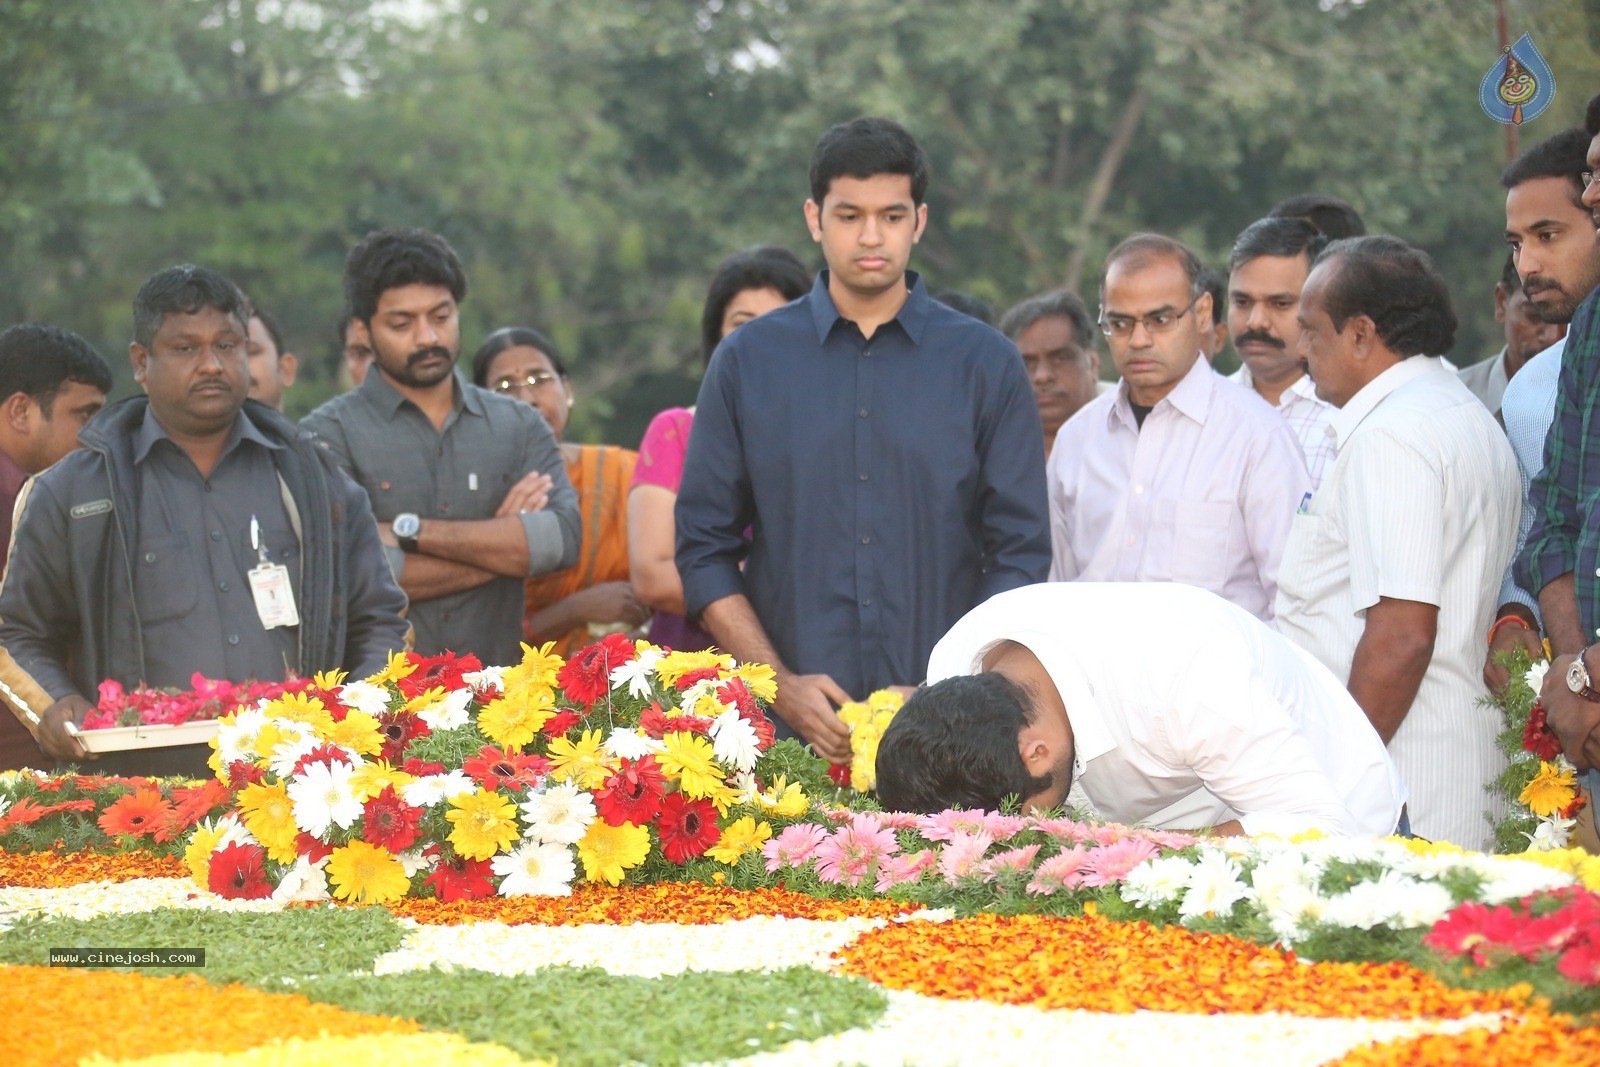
[874,582,1405,837]
[1275,236,1519,851]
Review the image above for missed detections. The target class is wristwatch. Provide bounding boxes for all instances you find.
[1566,647,1600,703]
[391,512,421,554]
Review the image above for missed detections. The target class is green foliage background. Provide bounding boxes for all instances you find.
[3,0,1596,441]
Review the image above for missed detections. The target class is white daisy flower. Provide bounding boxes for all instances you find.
[286,759,363,837]
[271,855,330,904]
[337,680,394,718]
[416,687,474,732]
[520,781,596,845]
[709,707,761,773]
[604,727,663,761]
[1177,850,1251,920]
[1119,856,1193,908]
[401,769,476,808]
[492,840,576,896]
[609,647,664,698]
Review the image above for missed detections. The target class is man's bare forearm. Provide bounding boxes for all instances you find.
[417,516,530,578]
[1347,597,1437,743]
[399,553,498,601]
[700,594,790,673]
[1538,572,1586,656]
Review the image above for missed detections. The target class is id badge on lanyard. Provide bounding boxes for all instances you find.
[248,515,299,629]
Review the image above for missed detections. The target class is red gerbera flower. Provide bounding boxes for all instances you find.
[638,703,713,739]
[227,760,266,790]
[674,665,723,690]
[594,756,667,826]
[170,780,234,832]
[396,651,483,699]
[0,797,96,835]
[1524,701,1564,761]
[422,850,496,901]
[290,743,356,775]
[462,745,550,792]
[296,831,334,864]
[403,758,446,777]
[541,709,583,738]
[96,788,175,841]
[361,785,424,853]
[557,633,636,705]
[655,792,721,863]
[208,841,274,899]
[1558,938,1600,985]
[376,709,431,764]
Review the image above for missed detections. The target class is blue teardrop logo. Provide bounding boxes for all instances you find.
[1480,34,1556,125]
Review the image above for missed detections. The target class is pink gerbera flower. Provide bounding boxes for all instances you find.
[1080,837,1160,887]
[919,808,992,842]
[762,823,828,873]
[1026,845,1093,895]
[875,848,938,892]
[937,829,994,884]
[813,813,900,886]
[978,843,1041,882]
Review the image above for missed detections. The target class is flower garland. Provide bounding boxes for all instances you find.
[1488,651,1589,852]
[830,688,904,792]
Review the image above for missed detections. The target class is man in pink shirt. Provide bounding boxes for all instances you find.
[1047,234,1310,620]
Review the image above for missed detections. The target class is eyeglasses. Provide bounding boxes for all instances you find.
[1584,171,1599,190]
[1097,298,1198,339]
[491,371,560,394]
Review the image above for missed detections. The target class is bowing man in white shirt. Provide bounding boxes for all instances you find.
[874,582,1406,838]
[1048,234,1310,621]
[1275,236,1519,851]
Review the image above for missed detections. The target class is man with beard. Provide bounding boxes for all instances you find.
[0,265,409,773]
[1457,255,1565,416]
[1225,217,1337,488]
[874,582,1404,837]
[1485,124,1600,691]
[303,229,579,665]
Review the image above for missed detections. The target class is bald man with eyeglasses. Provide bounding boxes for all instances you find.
[1045,233,1310,621]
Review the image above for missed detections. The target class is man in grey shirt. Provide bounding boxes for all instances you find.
[0,265,410,772]
[303,228,580,666]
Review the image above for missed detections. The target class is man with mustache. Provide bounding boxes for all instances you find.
[303,228,580,665]
[1225,216,1337,489]
[1457,255,1565,417]
[0,265,410,774]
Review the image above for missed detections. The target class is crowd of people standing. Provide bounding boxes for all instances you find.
[1,103,1598,852]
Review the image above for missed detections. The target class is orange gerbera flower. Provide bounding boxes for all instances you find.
[97,788,178,841]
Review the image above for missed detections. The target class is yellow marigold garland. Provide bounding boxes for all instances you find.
[383,882,918,926]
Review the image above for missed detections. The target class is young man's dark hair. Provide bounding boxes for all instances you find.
[875,672,1056,814]
[1586,90,1600,137]
[699,245,811,362]
[132,264,249,348]
[1269,194,1366,240]
[933,289,996,326]
[1228,216,1329,273]
[808,116,932,206]
[1315,235,1457,357]
[1500,127,1591,206]
[998,289,1097,350]
[1101,233,1205,294]
[250,305,288,356]
[471,325,567,387]
[343,228,468,324]
[0,325,113,411]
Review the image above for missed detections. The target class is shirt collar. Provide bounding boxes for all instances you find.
[808,269,928,344]
[1326,355,1442,450]
[133,403,279,466]
[360,363,479,418]
[1108,353,1214,431]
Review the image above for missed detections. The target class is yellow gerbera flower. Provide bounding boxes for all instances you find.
[706,816,772,865]
[655,648,733,687]
[445,788,522,860]
[324,709,385,757]
[402,685,448,715]
[546,728,616,789]
[477,687,555,752]
[501,640,563,693]
[576,819,651,885]
[658,731,724,799]
[757,776,809,819]
[184,818,230,886]
[366,649,418,687]
[263,692,335,735]
[1520,762,1578,818]
[727,661,777,703]
[348,761,416,801]
[237,780,299,864]
[312,668,348,689]
[326,840,411,905]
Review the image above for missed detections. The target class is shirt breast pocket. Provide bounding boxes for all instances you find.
[133,532,199,625]
[1166,499,1235,588]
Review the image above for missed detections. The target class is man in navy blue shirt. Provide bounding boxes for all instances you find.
[676,117,1051,762]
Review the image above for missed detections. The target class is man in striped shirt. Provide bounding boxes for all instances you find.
[1275,237,1519,850]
